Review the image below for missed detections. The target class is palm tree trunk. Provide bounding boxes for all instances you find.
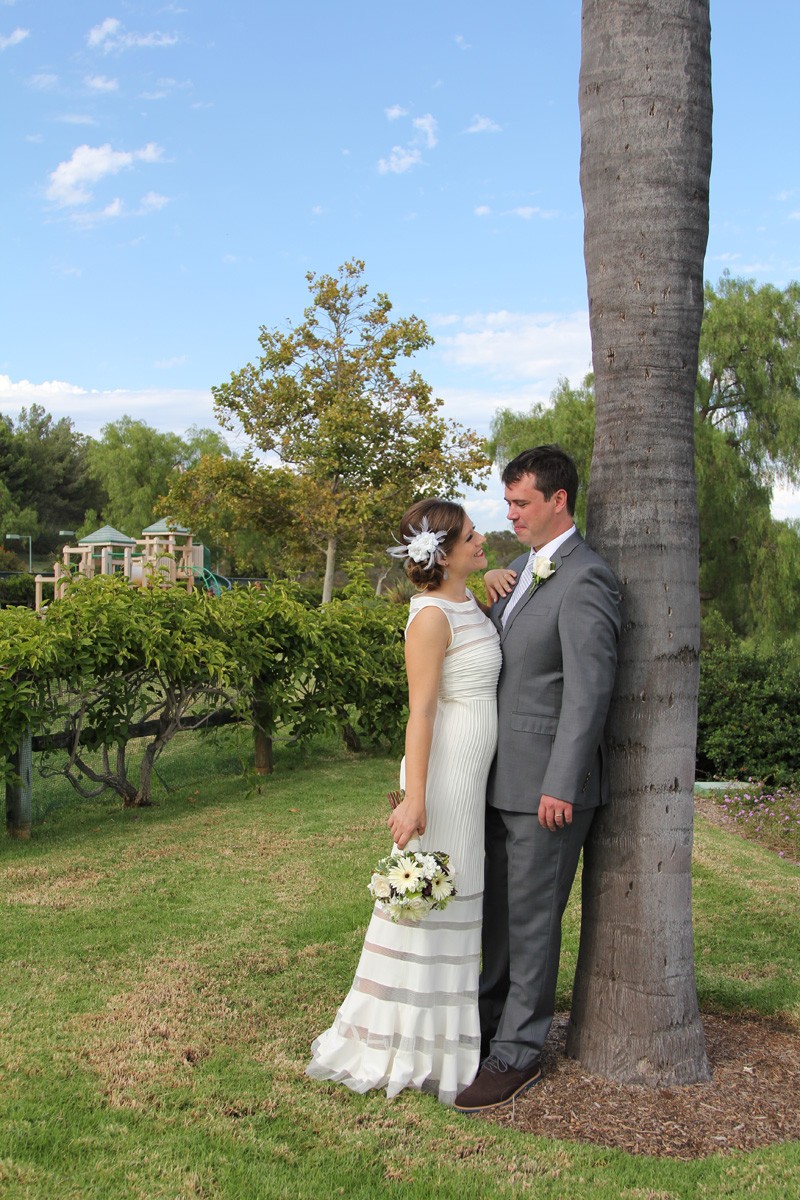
[567,0,712,1085]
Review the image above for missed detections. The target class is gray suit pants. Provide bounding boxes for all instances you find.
[479,803,596,1070]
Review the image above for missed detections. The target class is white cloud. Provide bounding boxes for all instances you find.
[69,190,168,227]
[454,34,470,50]
[378,145,422,175]
[0,375,214,437]
[433,309,592,386]
[141,77,192,100]
[474,205,491,217]
[139,191,169,212]
[460,476,510,533]
[385,104,408,120]
[413,113,438,148]
[378,111,438,174]
[85,74,118,92]
[29,73,58,89]
[87,17,177,53]
[510,205,558,220]
[46,142,163,207]
[71,198,125,228]
[0,26,28,49]
[87,17,120,48]
[57,114,97,126]
[465,114,501,134]
[789,212,800,221]
[437,384,548,433]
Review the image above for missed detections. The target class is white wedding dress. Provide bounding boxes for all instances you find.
[307,591,501,1104]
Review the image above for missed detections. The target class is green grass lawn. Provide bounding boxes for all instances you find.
[1,731,798,1199]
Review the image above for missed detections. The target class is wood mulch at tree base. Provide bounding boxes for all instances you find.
[486,1013,800,1159]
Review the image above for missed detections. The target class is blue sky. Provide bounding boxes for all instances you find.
[2,1,800,530]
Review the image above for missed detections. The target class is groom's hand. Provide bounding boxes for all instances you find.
[538,795,573,831]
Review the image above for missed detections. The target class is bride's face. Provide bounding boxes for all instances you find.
[443,517,487,578]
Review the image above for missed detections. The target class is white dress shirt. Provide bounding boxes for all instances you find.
[501,525,576,627]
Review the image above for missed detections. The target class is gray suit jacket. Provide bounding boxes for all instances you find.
[488,531,621,813]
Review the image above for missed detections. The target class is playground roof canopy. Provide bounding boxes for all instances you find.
[142,518,190,535]
[79,525,137,546]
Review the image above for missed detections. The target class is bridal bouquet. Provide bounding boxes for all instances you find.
[369,789,457,922]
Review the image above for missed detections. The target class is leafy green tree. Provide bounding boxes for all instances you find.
[697,274,800,485]
[87,418,230,537]
[208,260,490,601]
[164,453,308,577]
[1,406,105,548]
[490,275,800,638]
[490,375,595,529]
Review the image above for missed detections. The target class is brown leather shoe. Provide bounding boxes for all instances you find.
[454,1056,542,1112]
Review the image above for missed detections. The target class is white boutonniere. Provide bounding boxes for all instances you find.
[530,554,556,590]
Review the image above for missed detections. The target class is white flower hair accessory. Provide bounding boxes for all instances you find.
[387,515,448,571]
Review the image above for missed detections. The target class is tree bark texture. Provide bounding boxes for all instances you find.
[568,0,712,1085]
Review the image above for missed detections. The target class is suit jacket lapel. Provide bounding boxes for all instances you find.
[500,532,583,643]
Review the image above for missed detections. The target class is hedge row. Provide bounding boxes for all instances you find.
[697,619,800,785]
[4,577,796,809]
[0,574,407,806]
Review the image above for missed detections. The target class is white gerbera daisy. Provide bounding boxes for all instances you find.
[430,871,455,901]
[387,855,424,895]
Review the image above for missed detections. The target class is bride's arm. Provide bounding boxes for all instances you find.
[388,606,449,850]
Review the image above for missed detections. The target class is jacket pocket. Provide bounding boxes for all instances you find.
[510,713,558,736]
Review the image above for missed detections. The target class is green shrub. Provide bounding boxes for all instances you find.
[0,572,35,607]
[0,575,409,808]
[698,619,800,784]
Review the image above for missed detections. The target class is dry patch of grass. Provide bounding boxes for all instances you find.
[3,865,108,909]
[72,955,241,1109]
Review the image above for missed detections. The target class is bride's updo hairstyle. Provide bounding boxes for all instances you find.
[393,498,466,591]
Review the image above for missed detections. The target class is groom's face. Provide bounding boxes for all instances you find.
[504,473,566,551]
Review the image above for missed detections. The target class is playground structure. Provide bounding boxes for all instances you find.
[34,518,230,611]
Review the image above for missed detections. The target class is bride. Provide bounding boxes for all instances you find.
[306,498,504,1104]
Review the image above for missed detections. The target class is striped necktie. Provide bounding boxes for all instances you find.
[501,552,534,627]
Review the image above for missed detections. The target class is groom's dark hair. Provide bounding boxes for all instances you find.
[502,445,579,515]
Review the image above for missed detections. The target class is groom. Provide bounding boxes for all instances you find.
[455,444,621,1113]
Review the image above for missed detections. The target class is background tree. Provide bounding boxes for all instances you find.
[697,274,800,484]
[490,375,596,530]
[86,418,230,538]
[164,453,311,577]
[208,260,490,601]
[566,0,713,1085]
[489,276,800,639]
[0,406,104,551]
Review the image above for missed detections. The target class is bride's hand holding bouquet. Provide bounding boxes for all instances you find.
[387,788,426,851]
